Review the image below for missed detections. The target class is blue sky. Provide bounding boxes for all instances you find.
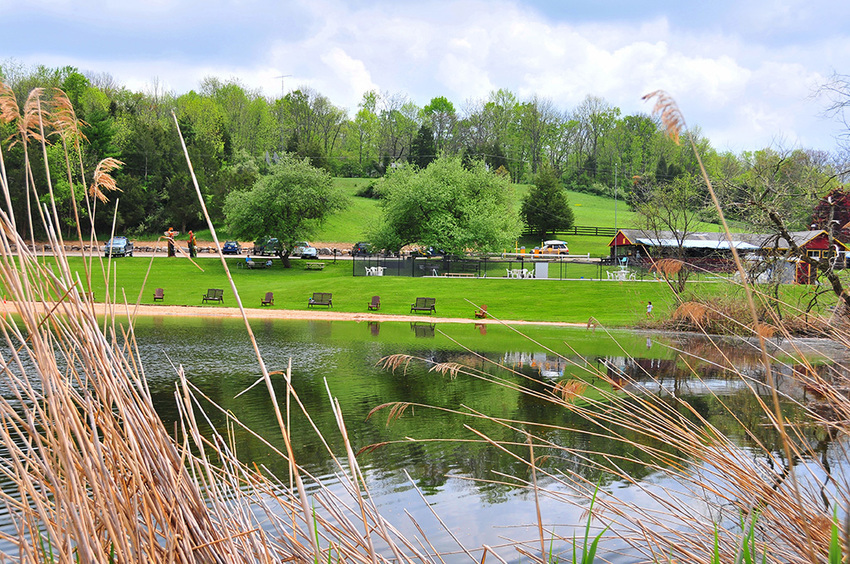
[3,0,849,153]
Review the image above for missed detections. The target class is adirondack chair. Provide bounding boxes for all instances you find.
[261,292,274,306]
[153,288,164,302]
[367,295,381,310]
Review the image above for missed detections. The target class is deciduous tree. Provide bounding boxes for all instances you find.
[223,154,345,267]
[633,173,709,294]
[369,156,520,255]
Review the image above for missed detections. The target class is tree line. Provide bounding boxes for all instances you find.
[0,62,847,240]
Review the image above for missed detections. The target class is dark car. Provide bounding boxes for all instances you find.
[104,236,133,257]
[351,241,371,256]
[411,246,443,258]
[221,240,242,255]
[252,237,282,256]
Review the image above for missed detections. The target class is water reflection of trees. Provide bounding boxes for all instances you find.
[138,322,834,513]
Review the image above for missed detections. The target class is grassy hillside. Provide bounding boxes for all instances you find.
[313,179,640,255]
[223,177,733,257]
[312,178,381,242]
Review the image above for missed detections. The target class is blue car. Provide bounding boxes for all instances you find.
[104,236,133,257]
[222,240,242,255]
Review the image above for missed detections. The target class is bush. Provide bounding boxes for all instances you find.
[354,180,382,199]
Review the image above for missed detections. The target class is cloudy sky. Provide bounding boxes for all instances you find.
[3,0,849,153]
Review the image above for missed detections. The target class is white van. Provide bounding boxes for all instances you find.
[540,240,569,255]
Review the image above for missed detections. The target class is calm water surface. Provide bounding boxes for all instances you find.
[119,316,840,562]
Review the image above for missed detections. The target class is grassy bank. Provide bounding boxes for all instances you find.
[56,255,824,327]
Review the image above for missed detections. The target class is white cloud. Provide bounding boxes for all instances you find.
[320,48,378,102]
[2,0,846,151]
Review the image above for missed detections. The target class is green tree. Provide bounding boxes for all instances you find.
[410,125,436,168]
[223,154,345,267]
[632,173,709,294]
[351,91,380,171]
[369,156,521,255]
[422,96,456,154]
[520,167,575,238]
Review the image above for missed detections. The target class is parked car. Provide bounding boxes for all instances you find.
[300,245,318,259]
[411,246,443,258]
[291,241,311,257]
[253,237,282,256]
[104,236,133,257]
[351,241,372,256]
[539,239,569,255]
[221,240,242,255]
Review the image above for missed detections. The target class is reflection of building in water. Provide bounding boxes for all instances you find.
[503,351,567,379]
[501,342,835,399]
[597,355,811,399]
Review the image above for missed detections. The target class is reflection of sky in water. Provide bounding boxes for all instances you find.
[0,317,843,562]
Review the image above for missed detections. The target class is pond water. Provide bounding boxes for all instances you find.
[117,316,837,562]
[0,315,838,561]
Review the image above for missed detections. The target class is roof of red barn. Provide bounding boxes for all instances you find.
[608,229,850,251]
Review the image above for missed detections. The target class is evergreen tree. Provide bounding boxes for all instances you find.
[410,125,436,168]
[521,167,575,237]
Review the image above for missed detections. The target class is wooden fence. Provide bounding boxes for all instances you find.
[522,225,619,238]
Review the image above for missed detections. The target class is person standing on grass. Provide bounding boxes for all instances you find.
[188,230,196,258]
[165,227,177,257]
[646,301,653,317]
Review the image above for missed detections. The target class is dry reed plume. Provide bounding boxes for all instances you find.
[2,79,847,564]
[0,84,435,563]
[362,91,850,563]
[650,257,685,277]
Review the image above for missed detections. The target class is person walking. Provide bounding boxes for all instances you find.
[646,301,653,317]
[188,230,196,258]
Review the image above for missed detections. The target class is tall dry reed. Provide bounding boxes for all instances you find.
[363,93,850,563]
[0,84,434,563]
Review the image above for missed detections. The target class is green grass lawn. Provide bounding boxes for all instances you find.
[56,255,808,328]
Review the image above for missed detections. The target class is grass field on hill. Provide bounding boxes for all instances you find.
[188,177,741,257]
[313,178,733,256]
[58,255,822,328]
[313,179,639,254]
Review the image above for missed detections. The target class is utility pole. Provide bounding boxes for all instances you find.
[614,162,618,261]
[274,75,292,99]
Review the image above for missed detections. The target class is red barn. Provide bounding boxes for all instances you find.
[607,229,849,283]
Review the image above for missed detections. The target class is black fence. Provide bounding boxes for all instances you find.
[522,225,619,238]
[353,254,733,283]
[353,254,602,280]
